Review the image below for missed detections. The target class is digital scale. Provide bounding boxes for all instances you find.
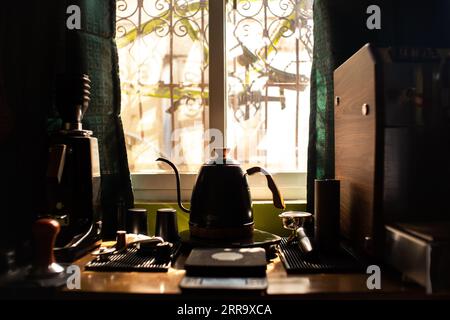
[179,247,268,292]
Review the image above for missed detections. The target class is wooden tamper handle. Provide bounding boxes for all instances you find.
[32,219,60,272]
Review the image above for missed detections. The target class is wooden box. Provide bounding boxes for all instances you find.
[334,44,450,257]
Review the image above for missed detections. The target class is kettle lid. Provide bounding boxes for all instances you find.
[205,148,239,165]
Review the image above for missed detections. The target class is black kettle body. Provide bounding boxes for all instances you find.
[157,149,285,240]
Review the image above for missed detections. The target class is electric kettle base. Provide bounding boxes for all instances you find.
[180,229,281,249]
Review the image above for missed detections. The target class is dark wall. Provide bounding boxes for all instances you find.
[327,0,450,67]
[0,1,62,262]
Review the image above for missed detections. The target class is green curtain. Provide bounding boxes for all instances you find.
[306,0,398,212]
[49,0,133,238]
[306,0,334,212]
[306,0,450,212]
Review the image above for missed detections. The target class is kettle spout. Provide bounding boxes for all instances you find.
[156,158,191,214]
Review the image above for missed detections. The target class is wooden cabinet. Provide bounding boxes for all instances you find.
[334,44,450,257]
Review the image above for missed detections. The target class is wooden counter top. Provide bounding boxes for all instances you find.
[59,250,431,299]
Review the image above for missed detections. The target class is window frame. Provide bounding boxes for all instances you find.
[131,172,306,201]
[121,0,309,202]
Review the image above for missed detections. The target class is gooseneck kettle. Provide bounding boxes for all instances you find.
[157,149,285,240]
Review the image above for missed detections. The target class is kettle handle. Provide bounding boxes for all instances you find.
[156,158,191,213]
[246,167,286,209]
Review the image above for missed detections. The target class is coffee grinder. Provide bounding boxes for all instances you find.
[46,74,102,262]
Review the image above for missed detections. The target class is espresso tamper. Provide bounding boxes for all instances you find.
[28,219,66,286]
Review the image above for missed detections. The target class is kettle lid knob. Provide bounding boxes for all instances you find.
[209,148,239,165]
[217,148,230,159]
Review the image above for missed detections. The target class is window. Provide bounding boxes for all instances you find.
[116,0,313,200]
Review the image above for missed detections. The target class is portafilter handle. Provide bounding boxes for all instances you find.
[296,227,313,254]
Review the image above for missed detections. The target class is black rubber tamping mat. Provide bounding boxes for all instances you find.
[278,238,364,274]
[85,243,181,272]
